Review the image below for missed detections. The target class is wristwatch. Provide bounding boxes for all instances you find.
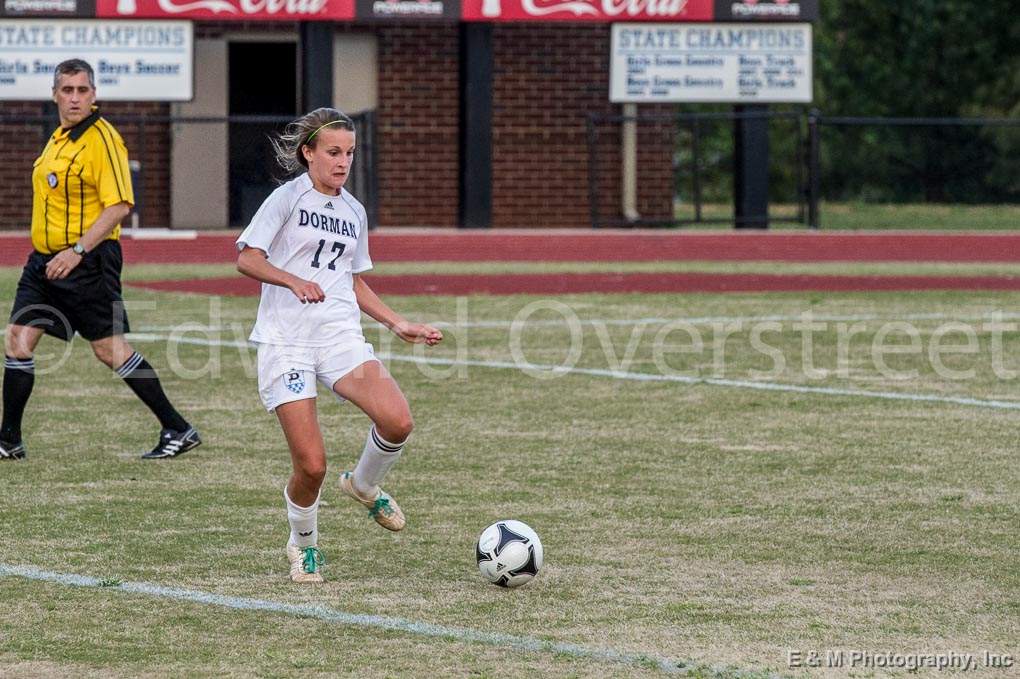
[71,242,86,256]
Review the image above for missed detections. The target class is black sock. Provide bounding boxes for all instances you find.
[117,352,189,432]
[1,356,35,443]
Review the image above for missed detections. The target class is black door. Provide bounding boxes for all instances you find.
[229,42,297,227]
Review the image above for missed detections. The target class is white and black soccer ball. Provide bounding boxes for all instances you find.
[475,520,543,588]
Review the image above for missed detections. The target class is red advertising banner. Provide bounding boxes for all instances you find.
[96,0,354,20]
[462,0,713,21]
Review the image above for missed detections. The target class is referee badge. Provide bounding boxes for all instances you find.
[47,172,58,189]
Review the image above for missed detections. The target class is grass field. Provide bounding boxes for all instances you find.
[673,203,1020,230]
[1,260,1019,678]
[123,260,1020,281]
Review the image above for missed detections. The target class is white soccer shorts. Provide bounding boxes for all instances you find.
[256,340,379,412]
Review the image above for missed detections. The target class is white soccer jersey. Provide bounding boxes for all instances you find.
[236,174,372,347]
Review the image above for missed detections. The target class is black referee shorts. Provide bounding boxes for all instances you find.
[8,240,131,342]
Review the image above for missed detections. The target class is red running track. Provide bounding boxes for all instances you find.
[130,272,1020,296]
[1,230,1020,264]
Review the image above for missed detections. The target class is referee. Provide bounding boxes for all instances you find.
[0,59,201,461]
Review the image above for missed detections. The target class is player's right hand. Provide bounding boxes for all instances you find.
[289,279,325,304]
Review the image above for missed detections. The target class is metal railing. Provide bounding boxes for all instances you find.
[4,107,1016,230]
[588,109,1019,229]
[806,112,1020,228]
[587,109,806,229]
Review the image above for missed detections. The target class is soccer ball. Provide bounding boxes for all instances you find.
[475,520,543,588]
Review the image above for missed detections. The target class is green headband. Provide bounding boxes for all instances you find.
[305,120,345,145]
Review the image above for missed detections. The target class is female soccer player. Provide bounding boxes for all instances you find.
[236,108,442,583]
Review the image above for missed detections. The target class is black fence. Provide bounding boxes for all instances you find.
[587,110,1020,229]
[807,113,1020,228]
[0,110,377,231]
[3,108,1016,230]
[587,109,805,229]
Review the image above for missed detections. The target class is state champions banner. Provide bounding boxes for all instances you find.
[461,0,713,22]
[96,0,354,21]
[0,19,192,100]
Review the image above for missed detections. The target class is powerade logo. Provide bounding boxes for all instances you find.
[3,0,80,13]
[355,0,455,19]
[714,0,817,20]
[733,0,798,17]
[372,0,442,15]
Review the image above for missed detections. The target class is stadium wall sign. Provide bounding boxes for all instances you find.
[0,19,193,100]
[0,0,93,17]
[355,0,459,21]
[461,0,713,21]
[11,0,819,19]
[713,0,817,21]
[45,0,819,20]
[609,22,812,102]
[95,0,355,20]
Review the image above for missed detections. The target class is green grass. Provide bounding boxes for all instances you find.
[122,260,1020,281]
[818,202,1020,231]
[673,202,1020,230]
[1,264,1019,678]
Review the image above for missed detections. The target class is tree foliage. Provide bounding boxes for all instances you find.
[814,0,1019,202]
[672,2,1019,207]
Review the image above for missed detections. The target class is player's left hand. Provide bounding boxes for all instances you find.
[393,321,443,346]
[45,248,83,280]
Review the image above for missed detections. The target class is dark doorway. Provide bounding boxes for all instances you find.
[229,41,297,227]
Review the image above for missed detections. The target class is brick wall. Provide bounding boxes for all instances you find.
[636,112,677,223]
[373,23,672,229]
[0,22,672,231]
[491,24,614,228]
[195,20,297,38]
[586,110,676,227]
[0,101,169,230]
[376,24,461,228]
[0,102,46,230]
[490,24,671,228]
[106,102,170,230]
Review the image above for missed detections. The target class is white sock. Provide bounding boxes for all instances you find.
[284,487,320,548]
[352,426,406,497]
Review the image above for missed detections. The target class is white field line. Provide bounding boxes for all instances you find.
[133,311,1020,332]
[126,333,1020,412]
[0,564,777,678]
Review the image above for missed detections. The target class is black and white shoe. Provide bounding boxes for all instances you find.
[141,427,201,459]
[0,440,26,460]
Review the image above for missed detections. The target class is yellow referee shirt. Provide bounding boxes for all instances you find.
[31,107,134,254]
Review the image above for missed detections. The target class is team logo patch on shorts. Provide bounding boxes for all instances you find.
[284,370,306,394]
